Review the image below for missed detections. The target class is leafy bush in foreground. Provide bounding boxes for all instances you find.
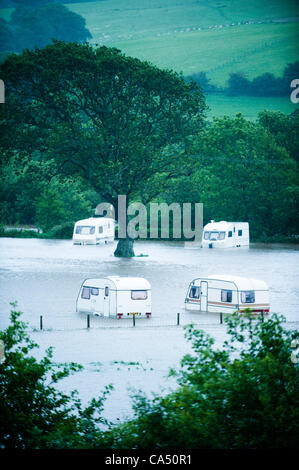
[0,304,111,449]
[0,306,298,448]
[108,312,299,449]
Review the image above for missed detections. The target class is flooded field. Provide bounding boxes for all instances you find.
[0,238,298,421]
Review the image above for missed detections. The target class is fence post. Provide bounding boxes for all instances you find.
[177,312,180,326]
[220,312,223,324]
[87,314,90,329]
[40,315,43,331]
[133,314,136,327]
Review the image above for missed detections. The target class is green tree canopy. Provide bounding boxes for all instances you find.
[1,41,206,255]
[163,114,298,239]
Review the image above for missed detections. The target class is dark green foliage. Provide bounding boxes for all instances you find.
[163,114,298,239]
[108,313,299,449]
[0,41,206,254]
[185,71,218,93]
[185,62,299,97]
[258,109,299,163]
[227,62,299,97]
[46,221,75,239]
[0,3,92,52]
[227,72,251,96]
[0,154,98,231]
[0,304,111,448]
[1,306,298,448]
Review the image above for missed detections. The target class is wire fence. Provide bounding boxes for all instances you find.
[30,311,299,333]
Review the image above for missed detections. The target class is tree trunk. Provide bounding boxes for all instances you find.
[114,237,135,257]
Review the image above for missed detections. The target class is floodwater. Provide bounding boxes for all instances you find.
[0,238,298,421]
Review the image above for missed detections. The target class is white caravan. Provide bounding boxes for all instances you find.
[185,274,270,315]
[76,276,152,319]
[73,217,115,245]
[202,221,249,248]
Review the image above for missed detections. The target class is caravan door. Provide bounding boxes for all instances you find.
[200,281,208,311]
[91,287,103,315]
[103,285,110,316]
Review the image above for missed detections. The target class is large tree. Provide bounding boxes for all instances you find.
[1,41,206,255]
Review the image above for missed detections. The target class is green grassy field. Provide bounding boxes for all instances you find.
[69,0,299,106]
[70,0,299,118]
[206,93,299,120]
[107,22,299,87]
[68,0,299,41]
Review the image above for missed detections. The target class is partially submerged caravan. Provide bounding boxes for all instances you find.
[202,221,249,248]
[185,274,270,315]
[73,217,115,245]
[76,276,152,319]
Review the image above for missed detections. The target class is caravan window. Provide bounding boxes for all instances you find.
[131,290,147,300]
[238,229,243,236]
[189,286,200,299]
[81,287,90,299]
[221,290,232,303]
[210,231,219,240]
[204,231,225,240]
[76,226,95,235]
[241,291,255,303]
[228,231,232,237]
[105,287,109,297]
[91,288,99,296]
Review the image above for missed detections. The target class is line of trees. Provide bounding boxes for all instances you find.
[185,61,299,97]
[1,305,298,448]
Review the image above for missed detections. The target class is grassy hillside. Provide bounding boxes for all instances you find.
[108,22,299,87]
[68,0,299,42]
[69,0,299,118]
